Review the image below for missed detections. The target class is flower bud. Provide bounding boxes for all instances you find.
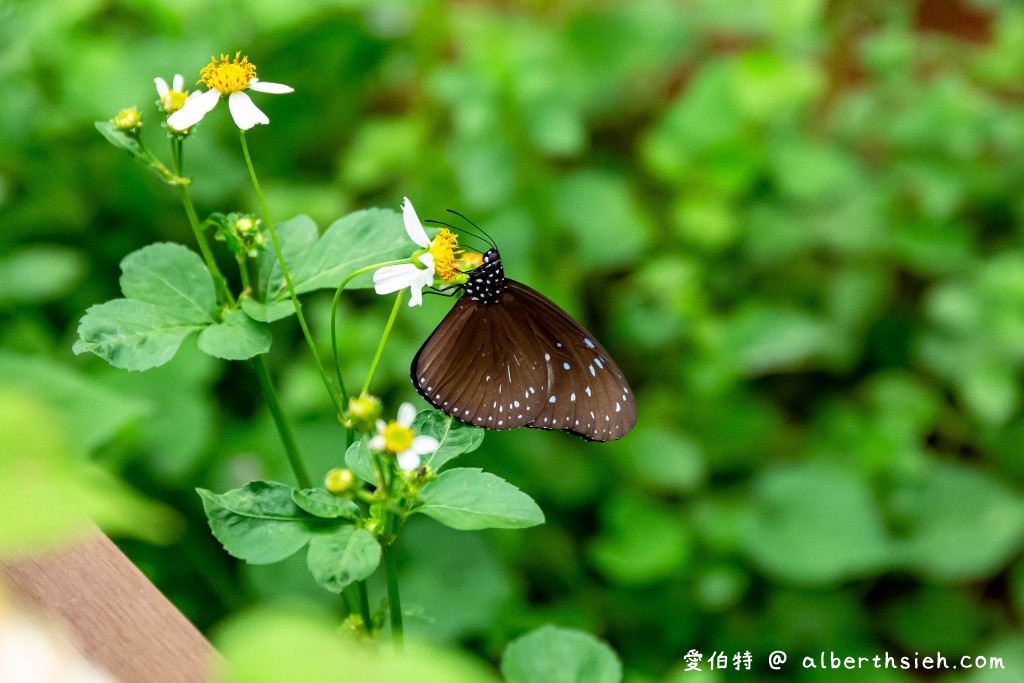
[324,468,356,494]
[113,106,142,133]
[343,394,382,432]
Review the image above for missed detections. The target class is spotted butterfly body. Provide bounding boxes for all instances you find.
[412,249,636,441]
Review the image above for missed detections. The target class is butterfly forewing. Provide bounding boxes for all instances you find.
[412,293,550,429]
[506,281,637,441]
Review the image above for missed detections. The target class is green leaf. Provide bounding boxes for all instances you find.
[197,482,315,565]
[306,526,381,593]
[119,243,217,322]
[0,244,87,305]
[258,215,319,300]
[744,461,892,584]
[291,488,360,519]
[197,309,271,360]
[345,439,377,484]
[260,209,413,310]
[501,625,622,683]
[95,121,149,163]
[73,299,207,371]
[239,296,296,324]
[417,468,545,530]
[73,243,220,371]
[414,410,485,470]
[899,462,1024,582]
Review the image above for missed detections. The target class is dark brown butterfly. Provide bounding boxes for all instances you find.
[412,245,636,442]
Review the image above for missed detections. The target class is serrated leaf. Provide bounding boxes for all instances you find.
[306,526,381,593]
[414,410,485,471]
[119,243,217,322]
[501,625,622,683]
[417,468,545,530]
[73,299,206,371]
[345,439,377,484]
[258,209,414,317]
[197,309,271,360]
[292,488,360,519]
[197,481,316,565]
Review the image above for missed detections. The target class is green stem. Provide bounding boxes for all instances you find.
[172,138,232,305]
[383,536,403,648]
[329,259,410,399]
[239,130,342,417]
[362,291,404,396]
[357,580,373,634]
[251,355,312,489]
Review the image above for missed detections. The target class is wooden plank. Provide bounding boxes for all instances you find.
[0,532,215,682]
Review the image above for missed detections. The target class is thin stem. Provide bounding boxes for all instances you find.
[239,130,342,416]
[329,259,410,398]
[383,537,403,648]
[362,291,404,396]
[357,580,373,634]
[251,355,312,489]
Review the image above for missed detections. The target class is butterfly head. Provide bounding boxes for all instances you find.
[463,248,505,304]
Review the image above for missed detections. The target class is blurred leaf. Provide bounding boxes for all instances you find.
[417,468,545,530]
[553,170,651,268]
[589,492,690,585]
[94,121,149,164]
[745,462,892,584]
[292,488,360,519]
[0,351,145,451]
[618,425,707,495]
[501,625,622,683]
[897,462,1024,582]
[197,309,271,360]
[306,526,380,594]
[216,608,498,683]
[415,410,485,471]
[198,481,316,565]
[0,244,87,305]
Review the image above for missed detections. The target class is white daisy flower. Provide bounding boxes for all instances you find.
[368,402,439,471]
[166,52,293,132]
[153,73,189,113]
[373,197,462,307]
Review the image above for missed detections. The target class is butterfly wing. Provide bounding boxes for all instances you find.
[506,280,636,441]
[412,293,550,430]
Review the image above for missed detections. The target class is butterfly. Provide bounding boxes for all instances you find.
[411,218,636,442]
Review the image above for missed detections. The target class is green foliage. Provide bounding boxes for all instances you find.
[414,410,486,470]
[501,625,622,683]
[306,526,380,594]
[417,468,545,531]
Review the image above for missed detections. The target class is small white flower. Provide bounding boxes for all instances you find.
[166,53,293,132]
[154,73,190,113]
[368,402,439,471]
[373,197,437,307]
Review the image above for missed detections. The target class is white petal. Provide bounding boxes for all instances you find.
[154,77,169,98]
[402,197,430,247]
[249,78,294,94]
[167,89,220,130]
[396,450,420,471]
[373,263,422,294]
[376,419,387,433]
[397,402,417,427]
[228,91,269,130]
[412,435,439,454]
[172,74,184,91]
[368,435,385,452]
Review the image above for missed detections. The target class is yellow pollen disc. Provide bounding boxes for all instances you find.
[162,90,188,113]
[383,422,414,453]
[428,228,463,282]
[200,52,257,94]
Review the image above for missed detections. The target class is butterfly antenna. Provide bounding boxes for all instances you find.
[446,209,496,249]
[425,219,490,252]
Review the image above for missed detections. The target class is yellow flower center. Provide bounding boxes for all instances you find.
[200,52,257,94]
[162,90,188,113]
[383,421,414,453]
[428,229,463,282]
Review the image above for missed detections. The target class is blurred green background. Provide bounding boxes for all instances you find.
[4,0,1024,679]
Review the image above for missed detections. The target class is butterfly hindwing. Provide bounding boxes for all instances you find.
[506,281,637,441]
[412,293,549,430]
